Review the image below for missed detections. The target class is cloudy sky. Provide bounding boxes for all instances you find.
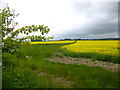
[0,0,119,39]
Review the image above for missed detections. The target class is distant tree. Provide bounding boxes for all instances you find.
[64,39,71,40]
[0,5,53,54]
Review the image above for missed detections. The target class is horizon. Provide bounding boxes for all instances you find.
[32,37,120,41]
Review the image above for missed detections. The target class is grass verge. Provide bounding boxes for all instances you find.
[2,44,119,88]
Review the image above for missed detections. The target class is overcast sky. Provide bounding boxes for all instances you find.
[0,0,119,39]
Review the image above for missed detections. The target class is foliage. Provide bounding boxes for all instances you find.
[1,7,18,38]
[11,24,53,42]
[2,37,21,53]
[0,5,53,54]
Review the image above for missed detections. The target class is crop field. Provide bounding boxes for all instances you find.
[62,40,118,55]
[3,40,119,88]
[30,40,75,44]
[62,40,119,64]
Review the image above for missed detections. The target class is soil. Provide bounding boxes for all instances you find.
[45,56,119,71]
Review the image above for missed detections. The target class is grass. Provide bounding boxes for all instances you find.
[2,43,119,88]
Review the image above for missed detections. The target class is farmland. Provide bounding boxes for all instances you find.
[30,40,75,44]
[2,40,119,88]
[62,40,119,64]
[62,40,118,55]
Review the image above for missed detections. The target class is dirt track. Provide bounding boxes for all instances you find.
[46,56,119,71]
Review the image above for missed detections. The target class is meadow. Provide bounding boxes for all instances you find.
[2,40,119,88]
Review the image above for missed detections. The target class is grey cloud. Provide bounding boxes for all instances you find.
[62,18,118,35]
[73,2,118,18]
[54,2,118,39]
[55,32,118,39]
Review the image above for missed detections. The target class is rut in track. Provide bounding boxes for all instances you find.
[45,55,119,71]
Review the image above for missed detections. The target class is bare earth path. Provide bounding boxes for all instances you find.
[45,56,119,71]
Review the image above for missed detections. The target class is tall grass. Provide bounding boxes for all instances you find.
[2,44,119,88]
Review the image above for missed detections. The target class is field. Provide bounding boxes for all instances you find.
[30,40,75,44]
[62,40,119,64]
[62,40,118,55]
[2,40,119,88]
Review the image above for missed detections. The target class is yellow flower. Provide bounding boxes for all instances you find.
[62,40,119,56]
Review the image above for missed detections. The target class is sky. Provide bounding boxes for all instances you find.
[0,0,119,40]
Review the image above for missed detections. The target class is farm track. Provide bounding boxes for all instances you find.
[32,69,73,88]
[37,71,73,88]
[45,56,119,71]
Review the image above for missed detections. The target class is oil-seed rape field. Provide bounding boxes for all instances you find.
[62,40,119,56]
[30,40,75,44]
[62,40,119,63]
